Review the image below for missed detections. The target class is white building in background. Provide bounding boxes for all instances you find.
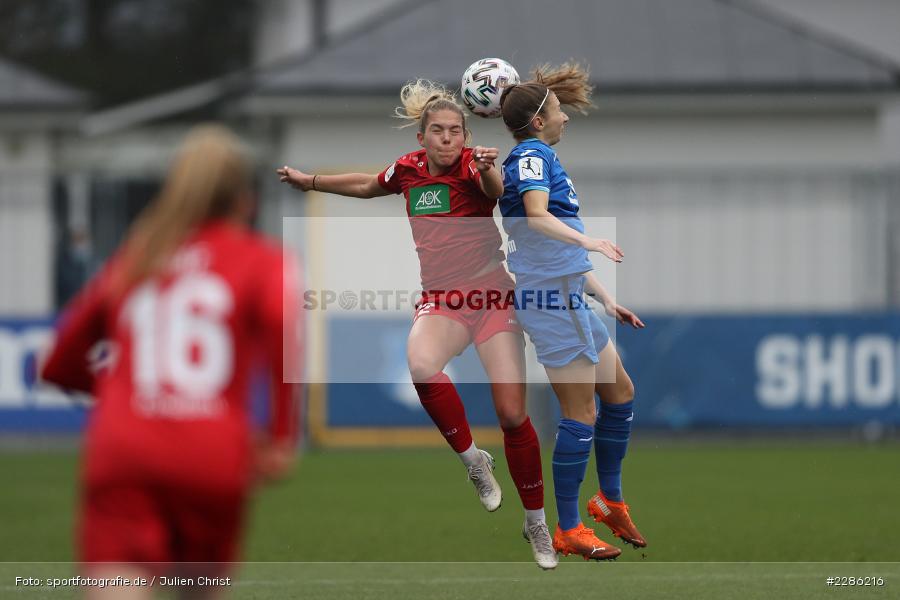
[2,0,900,315]
[0,58,86,315]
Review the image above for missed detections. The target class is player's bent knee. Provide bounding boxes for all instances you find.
[563,402,597,426]
[408,356,447,383]
[497,411,526,430]
[604,378,635,405]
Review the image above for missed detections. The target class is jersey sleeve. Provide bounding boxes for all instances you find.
[255,248,304,445]
[464,150,483,187]
[377,159,403,195]
[510,150,551,195]
[41,264,111,393]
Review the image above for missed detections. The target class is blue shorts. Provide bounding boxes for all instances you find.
[514,274,610,368]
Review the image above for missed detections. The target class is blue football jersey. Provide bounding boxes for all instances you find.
[500,138,592,283]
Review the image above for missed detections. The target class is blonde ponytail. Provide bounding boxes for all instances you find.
[393,79,469,140]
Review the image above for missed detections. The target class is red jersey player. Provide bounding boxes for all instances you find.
[42,125,302,598]
[277,80,555,569]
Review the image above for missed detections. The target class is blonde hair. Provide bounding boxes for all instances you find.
[500,62,594,138]
[113,124,252,295]
[531,62,593,112]
[393,79,470,141]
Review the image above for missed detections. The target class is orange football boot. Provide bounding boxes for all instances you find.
[587,490,647,548]
[552,523,621,561]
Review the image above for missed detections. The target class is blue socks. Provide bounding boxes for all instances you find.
[552,418,594,531]
[593,400,634,502]
[551,401,636,530]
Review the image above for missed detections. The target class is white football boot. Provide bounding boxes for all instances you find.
[466,449,502,512]
[522,520,559,570]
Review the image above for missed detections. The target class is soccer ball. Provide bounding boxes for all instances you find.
[460,58,520,118]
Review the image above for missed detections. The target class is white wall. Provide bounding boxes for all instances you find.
[279,103,889,172]
[254,0,406,65]
[254,0,316,66]
[574,169,892,312]
[0,132,53,316]
[277,102,897,312]
[3,96,890,316]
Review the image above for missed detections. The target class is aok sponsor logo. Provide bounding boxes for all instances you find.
[409,184,451,215]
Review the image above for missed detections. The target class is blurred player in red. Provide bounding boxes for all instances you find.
[277,80,554,569]
[42,125,303,598]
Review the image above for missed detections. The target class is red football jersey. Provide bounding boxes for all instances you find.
[41,221,302,492]
[378,147,505,291]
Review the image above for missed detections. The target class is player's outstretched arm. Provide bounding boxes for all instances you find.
[472,146,503,199]
[522,190,623,263]
[276,166,391,199]
[584,272,645,329]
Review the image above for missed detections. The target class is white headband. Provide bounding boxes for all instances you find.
[513,89,551,131]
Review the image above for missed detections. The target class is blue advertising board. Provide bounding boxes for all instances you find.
[0,318,88,433]
[319,313,900,439]
[619,313,900,428]
[3,313,899,440]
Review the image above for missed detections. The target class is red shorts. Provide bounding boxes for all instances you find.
[414,266,522,346]
[79,482,246,570]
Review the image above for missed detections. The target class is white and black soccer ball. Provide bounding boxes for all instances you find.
[460,58,520,118]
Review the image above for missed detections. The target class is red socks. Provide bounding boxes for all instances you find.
[502,417,544,510]
[413,371,473,453]
[414,373,544,511]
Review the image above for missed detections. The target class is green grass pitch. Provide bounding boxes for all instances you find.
[1,442,898,599]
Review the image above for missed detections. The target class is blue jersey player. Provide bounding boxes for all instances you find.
[498,63,647,561]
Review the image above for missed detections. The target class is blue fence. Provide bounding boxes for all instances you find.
[2,314,899,435]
